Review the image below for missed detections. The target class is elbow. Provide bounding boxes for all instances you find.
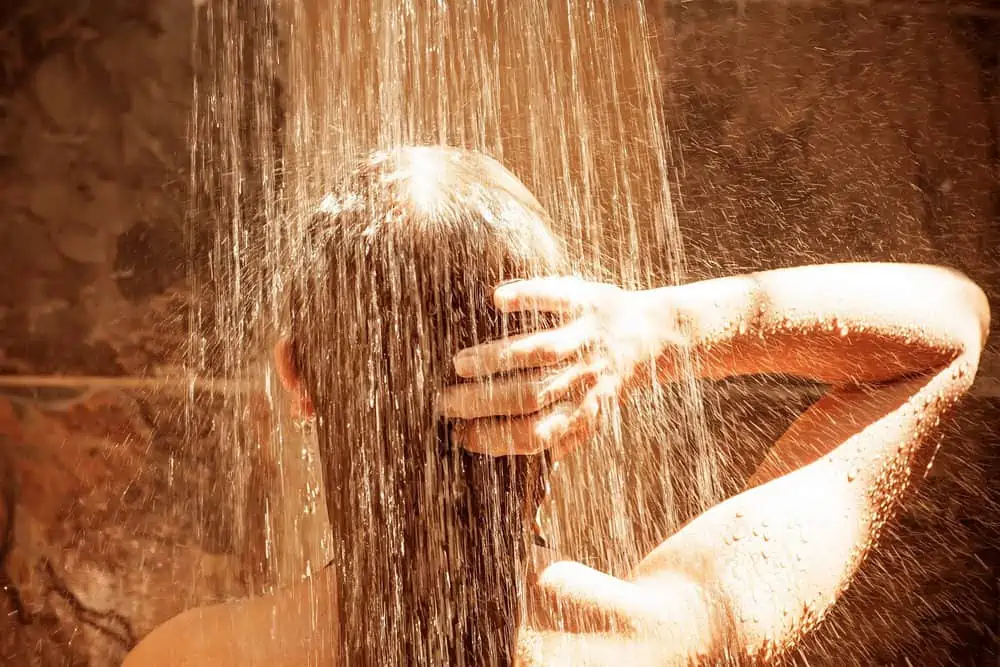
[961,282,990,368]
[958,272,990,351]
[973,283,991,351]
[936,268,990,359]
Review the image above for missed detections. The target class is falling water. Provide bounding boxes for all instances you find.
[188,0,722,661]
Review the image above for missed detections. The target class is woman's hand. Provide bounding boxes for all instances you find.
[436,277,683,459]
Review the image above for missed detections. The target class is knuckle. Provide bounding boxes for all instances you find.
[532,346,560,366]
[576,365,602,389]
[586,358,611,377]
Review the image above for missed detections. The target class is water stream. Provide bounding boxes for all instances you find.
[190,0,734,660]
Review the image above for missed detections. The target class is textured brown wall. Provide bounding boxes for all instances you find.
[661,5,1000,664]
[0,2,255,665]
[0,1,997,665]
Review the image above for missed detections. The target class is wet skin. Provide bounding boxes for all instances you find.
[124,263,989,666]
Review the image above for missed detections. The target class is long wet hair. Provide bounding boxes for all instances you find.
[285,147,566,666]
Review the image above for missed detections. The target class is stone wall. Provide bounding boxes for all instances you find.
[0,1,997,665]
[0,2,257,665]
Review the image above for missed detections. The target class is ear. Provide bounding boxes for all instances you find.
[274,337,315,418]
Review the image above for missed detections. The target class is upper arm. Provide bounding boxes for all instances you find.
[515,378,977,665]
[629,351,980,659]
[746,380,919,488]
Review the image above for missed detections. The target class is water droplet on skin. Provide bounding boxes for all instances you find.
[732,529,745,542]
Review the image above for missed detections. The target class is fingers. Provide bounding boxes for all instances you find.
[452,377,619,457]
[493,276,591,315]
[438,362,602,419]
[454,403,579,456]
[453,319,594,378]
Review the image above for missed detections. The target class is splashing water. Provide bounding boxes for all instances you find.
[188,0,723,662]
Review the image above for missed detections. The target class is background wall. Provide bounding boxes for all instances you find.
[0,0,997,664]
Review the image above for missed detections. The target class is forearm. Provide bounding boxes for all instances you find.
[651,263,989,385]
[628,264,990,658]
[633,349,983,659]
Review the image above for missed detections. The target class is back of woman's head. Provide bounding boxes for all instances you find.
[285,146,567,665]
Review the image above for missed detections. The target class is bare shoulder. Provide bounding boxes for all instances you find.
[123,604,229,667]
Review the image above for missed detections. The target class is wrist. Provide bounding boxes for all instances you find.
[669,276,766,380]
[617,287,674,387]
[630,284,706,384]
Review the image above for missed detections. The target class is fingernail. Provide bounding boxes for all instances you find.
[453,354,476,378]
[433,391,449,416]
[495,279,523,301]
[535,416,567,444]
[451,424,480,453]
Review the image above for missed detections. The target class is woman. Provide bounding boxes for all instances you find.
[124,146,989,666]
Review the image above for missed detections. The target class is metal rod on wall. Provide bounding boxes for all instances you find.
[0,375,256,394]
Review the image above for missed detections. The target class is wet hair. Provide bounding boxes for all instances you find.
[285,147,566,666]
